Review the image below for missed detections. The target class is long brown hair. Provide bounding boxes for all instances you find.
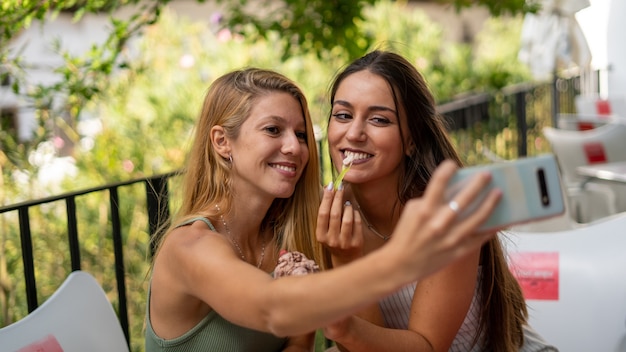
[327,50,528,351]
[152,68,323,266]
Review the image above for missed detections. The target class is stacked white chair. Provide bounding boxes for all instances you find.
[574,94,626,118]
[542,123,626,222]
[0,270,129,352]
[556,112,613,131]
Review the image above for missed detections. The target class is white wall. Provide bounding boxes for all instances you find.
[606,0,626,96]
[2,12,116,142]
[577,0,626,97]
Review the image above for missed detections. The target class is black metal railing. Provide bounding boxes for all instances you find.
[0,171,177,348]
[440,73,589,159]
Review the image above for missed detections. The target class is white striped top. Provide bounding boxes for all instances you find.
[378,274,559,351]
[379,280,483,351]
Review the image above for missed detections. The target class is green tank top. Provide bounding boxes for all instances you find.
[145,217,287,352]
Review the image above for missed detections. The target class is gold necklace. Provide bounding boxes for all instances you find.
[216,205,266,268]
[355,203,391,241]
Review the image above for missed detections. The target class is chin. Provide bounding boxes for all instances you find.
[273,186,297,199]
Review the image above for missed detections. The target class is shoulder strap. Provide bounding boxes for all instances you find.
[176,217,216,231]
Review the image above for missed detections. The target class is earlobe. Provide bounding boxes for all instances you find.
[210,125,230,159]
[406,141,416,157]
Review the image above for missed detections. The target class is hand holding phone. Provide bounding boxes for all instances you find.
[445,154,565,232]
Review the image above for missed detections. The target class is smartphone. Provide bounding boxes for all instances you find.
[444,154,565,232]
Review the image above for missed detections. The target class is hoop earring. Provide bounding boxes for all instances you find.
[228,154,233,165]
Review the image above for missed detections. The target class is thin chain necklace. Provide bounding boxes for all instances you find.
[216,205,266,268]
[355,203,391,241]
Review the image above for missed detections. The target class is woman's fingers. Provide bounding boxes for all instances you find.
[350,209,363,249]
[338,201,354,247]
[317,182,358,247]
[337,202,364,250]
[316,183,336,243]
[439,188,502,254]
[316,183,364,264]
[326,185,347,247]
[453,188,503,236]
[422,160,494,232]
[390,160,505,278]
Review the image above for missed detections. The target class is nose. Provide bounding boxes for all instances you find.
[345,118,366,142]
[281,132,303,155]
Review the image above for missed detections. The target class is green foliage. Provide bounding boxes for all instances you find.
[1,0,170,194]
[0,0,537,194]
[214,0,539,61]
[215,0,377,60]
[442,0,541,16]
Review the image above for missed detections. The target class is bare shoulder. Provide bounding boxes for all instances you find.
[151,219,232,300]
[159,219,232,265]
[150,221,226,337]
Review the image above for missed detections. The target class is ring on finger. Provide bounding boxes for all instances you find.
[448,200,461,214]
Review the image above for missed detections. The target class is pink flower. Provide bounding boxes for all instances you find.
[122,160,134,173]
[274,250,320,278]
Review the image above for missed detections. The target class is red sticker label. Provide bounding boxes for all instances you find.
[18,334,64,352]
[509,252,559,300]
[577,122,595,131]
[595,100,612,115]
[583,142,607,164]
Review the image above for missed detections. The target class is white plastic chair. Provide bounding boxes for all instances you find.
[542,123,626,222]
[0,270,129,352]
[575,94,626,117]
[556,113,613,131]
[505,212,626,352]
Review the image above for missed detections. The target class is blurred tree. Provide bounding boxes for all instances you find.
[442,0,540,16]
[1,0,170,203]
[0,0,538,185]
[215,0,540,61]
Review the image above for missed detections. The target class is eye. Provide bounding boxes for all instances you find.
[264,126,280,135]
[332,112,352,121]
[370,115,392,126]
[296,131,308,142]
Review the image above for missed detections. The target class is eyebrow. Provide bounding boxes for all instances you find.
[262,115,306,129]
[265,115,286,123]
[333,100,397,114]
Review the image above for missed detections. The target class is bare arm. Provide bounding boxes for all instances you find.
[151,160,501,337]
[326,249,481,352]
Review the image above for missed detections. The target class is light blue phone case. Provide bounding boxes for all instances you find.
[445,154,565,231]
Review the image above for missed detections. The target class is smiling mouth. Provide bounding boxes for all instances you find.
[343,150,371,162]
[270,163,296,173]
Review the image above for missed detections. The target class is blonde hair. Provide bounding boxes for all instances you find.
[152,68,323,266]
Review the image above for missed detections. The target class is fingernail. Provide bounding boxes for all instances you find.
[338,181,344,191]
[344,200,351,207]
[326,182,334,191]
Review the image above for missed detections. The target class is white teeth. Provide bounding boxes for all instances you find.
[343,154,355,166]
[273,164,296,172]
[344,151,369,164]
